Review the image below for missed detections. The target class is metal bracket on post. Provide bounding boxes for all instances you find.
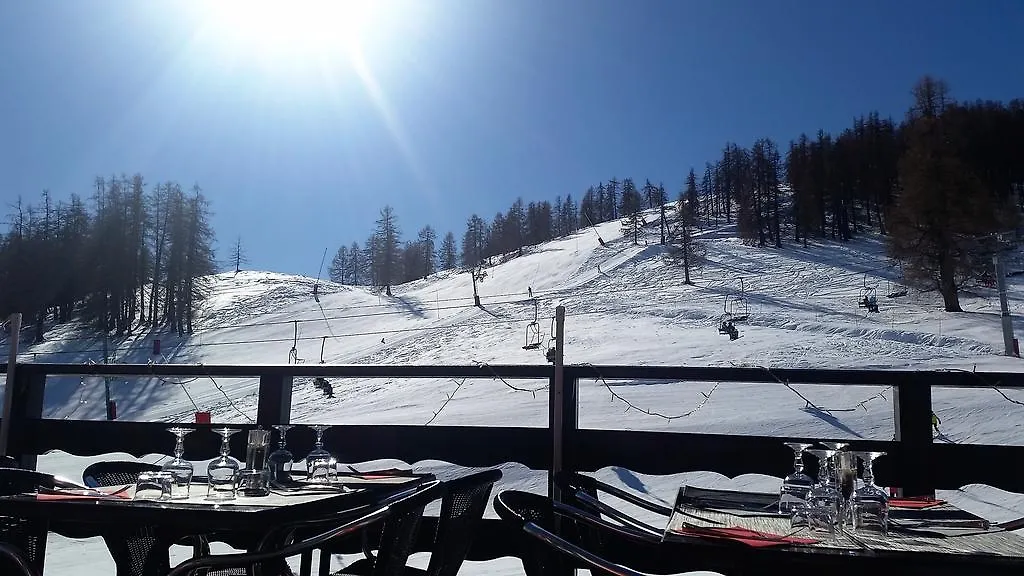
[0,313,22,459]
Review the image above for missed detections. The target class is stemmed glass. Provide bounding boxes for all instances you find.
[162,427,194,500]
[267,425,295,484]
[835,450,858,528]
[779,443,815,515]
[207,428,241,501]
[306,425,335,482]
[853,452,889,534]
[805,448,842,536]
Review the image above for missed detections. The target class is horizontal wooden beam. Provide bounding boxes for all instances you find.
[564,365,1024,389]
[14,363,1024,389]
[18,363,554,379]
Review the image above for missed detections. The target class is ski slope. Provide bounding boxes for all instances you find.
[7,211,1024,574]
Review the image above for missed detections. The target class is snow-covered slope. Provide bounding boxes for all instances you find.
[8,212,1024,574]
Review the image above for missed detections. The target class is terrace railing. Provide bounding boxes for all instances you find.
[2,361,1024,561]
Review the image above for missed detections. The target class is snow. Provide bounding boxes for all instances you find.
[6,211,1024,574]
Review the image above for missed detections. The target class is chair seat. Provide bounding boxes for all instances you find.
[335,558,427,576]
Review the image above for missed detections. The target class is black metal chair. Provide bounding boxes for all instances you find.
[0,543,41,576]
[82,460,162,489]
[82,460,224,575]
[554,471,671,537]
[0,469,55,575]
[494,490,709,576]
[168,480,444,576]
[340,469,503,576]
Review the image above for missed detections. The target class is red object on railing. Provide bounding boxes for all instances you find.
[1014,338,1020,358]
[195,412,211,424]
[153,339,161,355]
[106,400,117,421]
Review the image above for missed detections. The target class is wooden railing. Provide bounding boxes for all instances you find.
[2,362,1024,561]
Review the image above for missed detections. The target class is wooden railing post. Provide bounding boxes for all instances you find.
[6,365,46,470]
[893,377,934,498]
[256,373,293,426]
[549,306,565,502]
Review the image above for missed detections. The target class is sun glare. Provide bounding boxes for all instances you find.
[205,0,382,59]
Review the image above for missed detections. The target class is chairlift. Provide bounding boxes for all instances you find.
[858,287,879,313]
[523,299,542,350]
[886,280,908,299]
[857,274,880,312]
[724,295,749,323]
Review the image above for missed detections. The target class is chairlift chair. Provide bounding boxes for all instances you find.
[523,298,542,350]
[886,280,908,299]
[858,286,879,313]
[523,322,542,350]
[724,295,749,322]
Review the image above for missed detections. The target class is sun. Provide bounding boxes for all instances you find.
[203,0,382,60]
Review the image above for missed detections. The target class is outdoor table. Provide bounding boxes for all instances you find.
[662,485,1024,575]
[0,471,434,576]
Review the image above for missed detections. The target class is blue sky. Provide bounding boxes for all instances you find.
[2,0,1023,277]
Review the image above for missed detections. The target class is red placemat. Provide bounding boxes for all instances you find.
[670,526,819,548]
[889,497,946,509]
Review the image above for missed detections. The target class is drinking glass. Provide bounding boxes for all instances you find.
[835,450,858,528]
[306,425,335,482]
[853,451,889,534]
[805,449,842,536]
[207,428,241,501]
[267,424,295,484]
[779,442,815,515]
[134,471,173,501]
[162,427,194,500]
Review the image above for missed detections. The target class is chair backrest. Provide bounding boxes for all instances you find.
[425,468,502,576]
[0,543,41,576]
[493,490,661,576]
[0,469,55,574]
[0,456,20,469]
[82,461,162,488]
[166,480,444,576]
[370,480,445,576]
[554,471,669,536]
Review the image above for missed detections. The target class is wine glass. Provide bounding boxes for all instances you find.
[267,424,295,484]
[853,452,889,534]
[162,427,194,500]
[306,425,335,482]
[805,449,842,536]
[779,442,815,515]
[835,450,858,528]
[207,428,241,501]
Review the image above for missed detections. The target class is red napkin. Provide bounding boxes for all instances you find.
[671,526,819,548]
[889,498,946,509]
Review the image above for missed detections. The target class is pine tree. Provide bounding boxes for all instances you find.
[669,185,704,284]
[417,225,437,278]
[461,214,488,268]
[231,236,248,274]
[372,206,401,295]
[887,77,1013,312]
[329,245,348,283]
[439,231,458,270]
[619,178,643,245]
[348,241,363,284]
